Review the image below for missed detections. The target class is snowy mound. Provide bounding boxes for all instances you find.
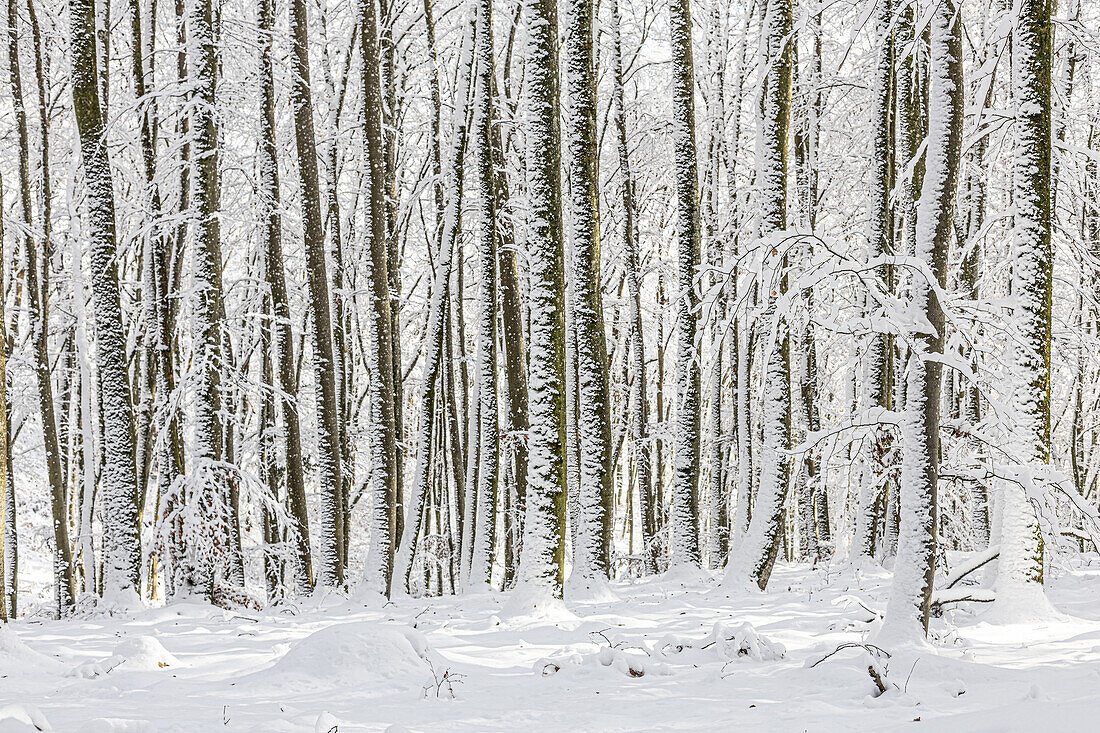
[249,623,434,692]
[565,572,619,604]
[0,704,51,732]
[500,585,577,624]
[112,636,180,670]
[0,628,64,676]
[84,720,157,733]
[67,636,180,679]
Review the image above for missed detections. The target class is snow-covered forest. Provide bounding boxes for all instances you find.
[1,0,1099,728]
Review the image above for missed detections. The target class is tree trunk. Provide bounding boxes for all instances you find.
[71,0,143,604]
[181,0,227,600]
[611,0,653,574]
[9,0,75,615]
[517,0,569,599]
[468,0,499,589]
[360,0,399,596]
[259,0,313,594]
[997,0,1051,605]
[290,0,344,589]
[565,0,613,588]
[727,0,793,591]
[880,0,960,641]
[854,0,895,562]
[668,0,702,569]
[0,174,7,620]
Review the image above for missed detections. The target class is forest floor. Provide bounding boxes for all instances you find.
[3,555,1100,732]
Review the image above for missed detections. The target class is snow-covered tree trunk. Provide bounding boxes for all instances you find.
[71,0,142,604]
[182,0,227,600]
[880,0,961,642]
[468,0,498,589]
[721,8,748,553]
[394,13,475,593]
[444,306,467,582]
[854,0,895,563]
[495,77,530,578]
[611,0,653,574]
[314,0,355,571]
[2,385,13,616]
[517,0,569,599]
[726,10,750,550]
[668,0,703,569]
[891,1,921,433]
[289,0,345,589]
[460,359,480,586]
[733,306,751,544]
[726,0,793,591]
[655,274,668,553]
[565,0,613,589]
[702,1,728,571]
[380,0,404,547]
[257,0,312,595]
[0,177,6,620]
[996,0,1051,609]
[360,0,400,597]
[7,0,74,615]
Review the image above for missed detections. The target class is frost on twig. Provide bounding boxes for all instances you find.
[422,659,465,699]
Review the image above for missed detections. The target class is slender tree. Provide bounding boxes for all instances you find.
[258,0,313,594]
[727,0,794,591]
[0,172,7,621]
[611,0,654,573]
[468,0,499,588]
[996,0,1051,607]
[289,0,344,588]
[880,0,961,641]
[565,0,613,587]
[182,0,228,599]
[72,0,143,603]
[361,0,399,596]
[854,0,895,562]
[667,0,703,569]
[7,0,74,615]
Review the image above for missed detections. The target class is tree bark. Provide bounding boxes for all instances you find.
[9,0,75,614]
[727,0,793,591]
[997,0,1051,603]
[881,0,960,641]
[290,0,344,589]
[668,0,703,569]
[565,0,613,587]
[517,0,569,598]
[258,0,313,594]
[360,0,399,596]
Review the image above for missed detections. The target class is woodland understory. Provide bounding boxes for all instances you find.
[0,0,1098,671]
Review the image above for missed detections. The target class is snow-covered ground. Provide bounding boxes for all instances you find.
[4,558,1100,732]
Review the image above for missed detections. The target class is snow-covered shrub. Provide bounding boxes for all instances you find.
[653,622,785,664]
[708,622,786,662]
